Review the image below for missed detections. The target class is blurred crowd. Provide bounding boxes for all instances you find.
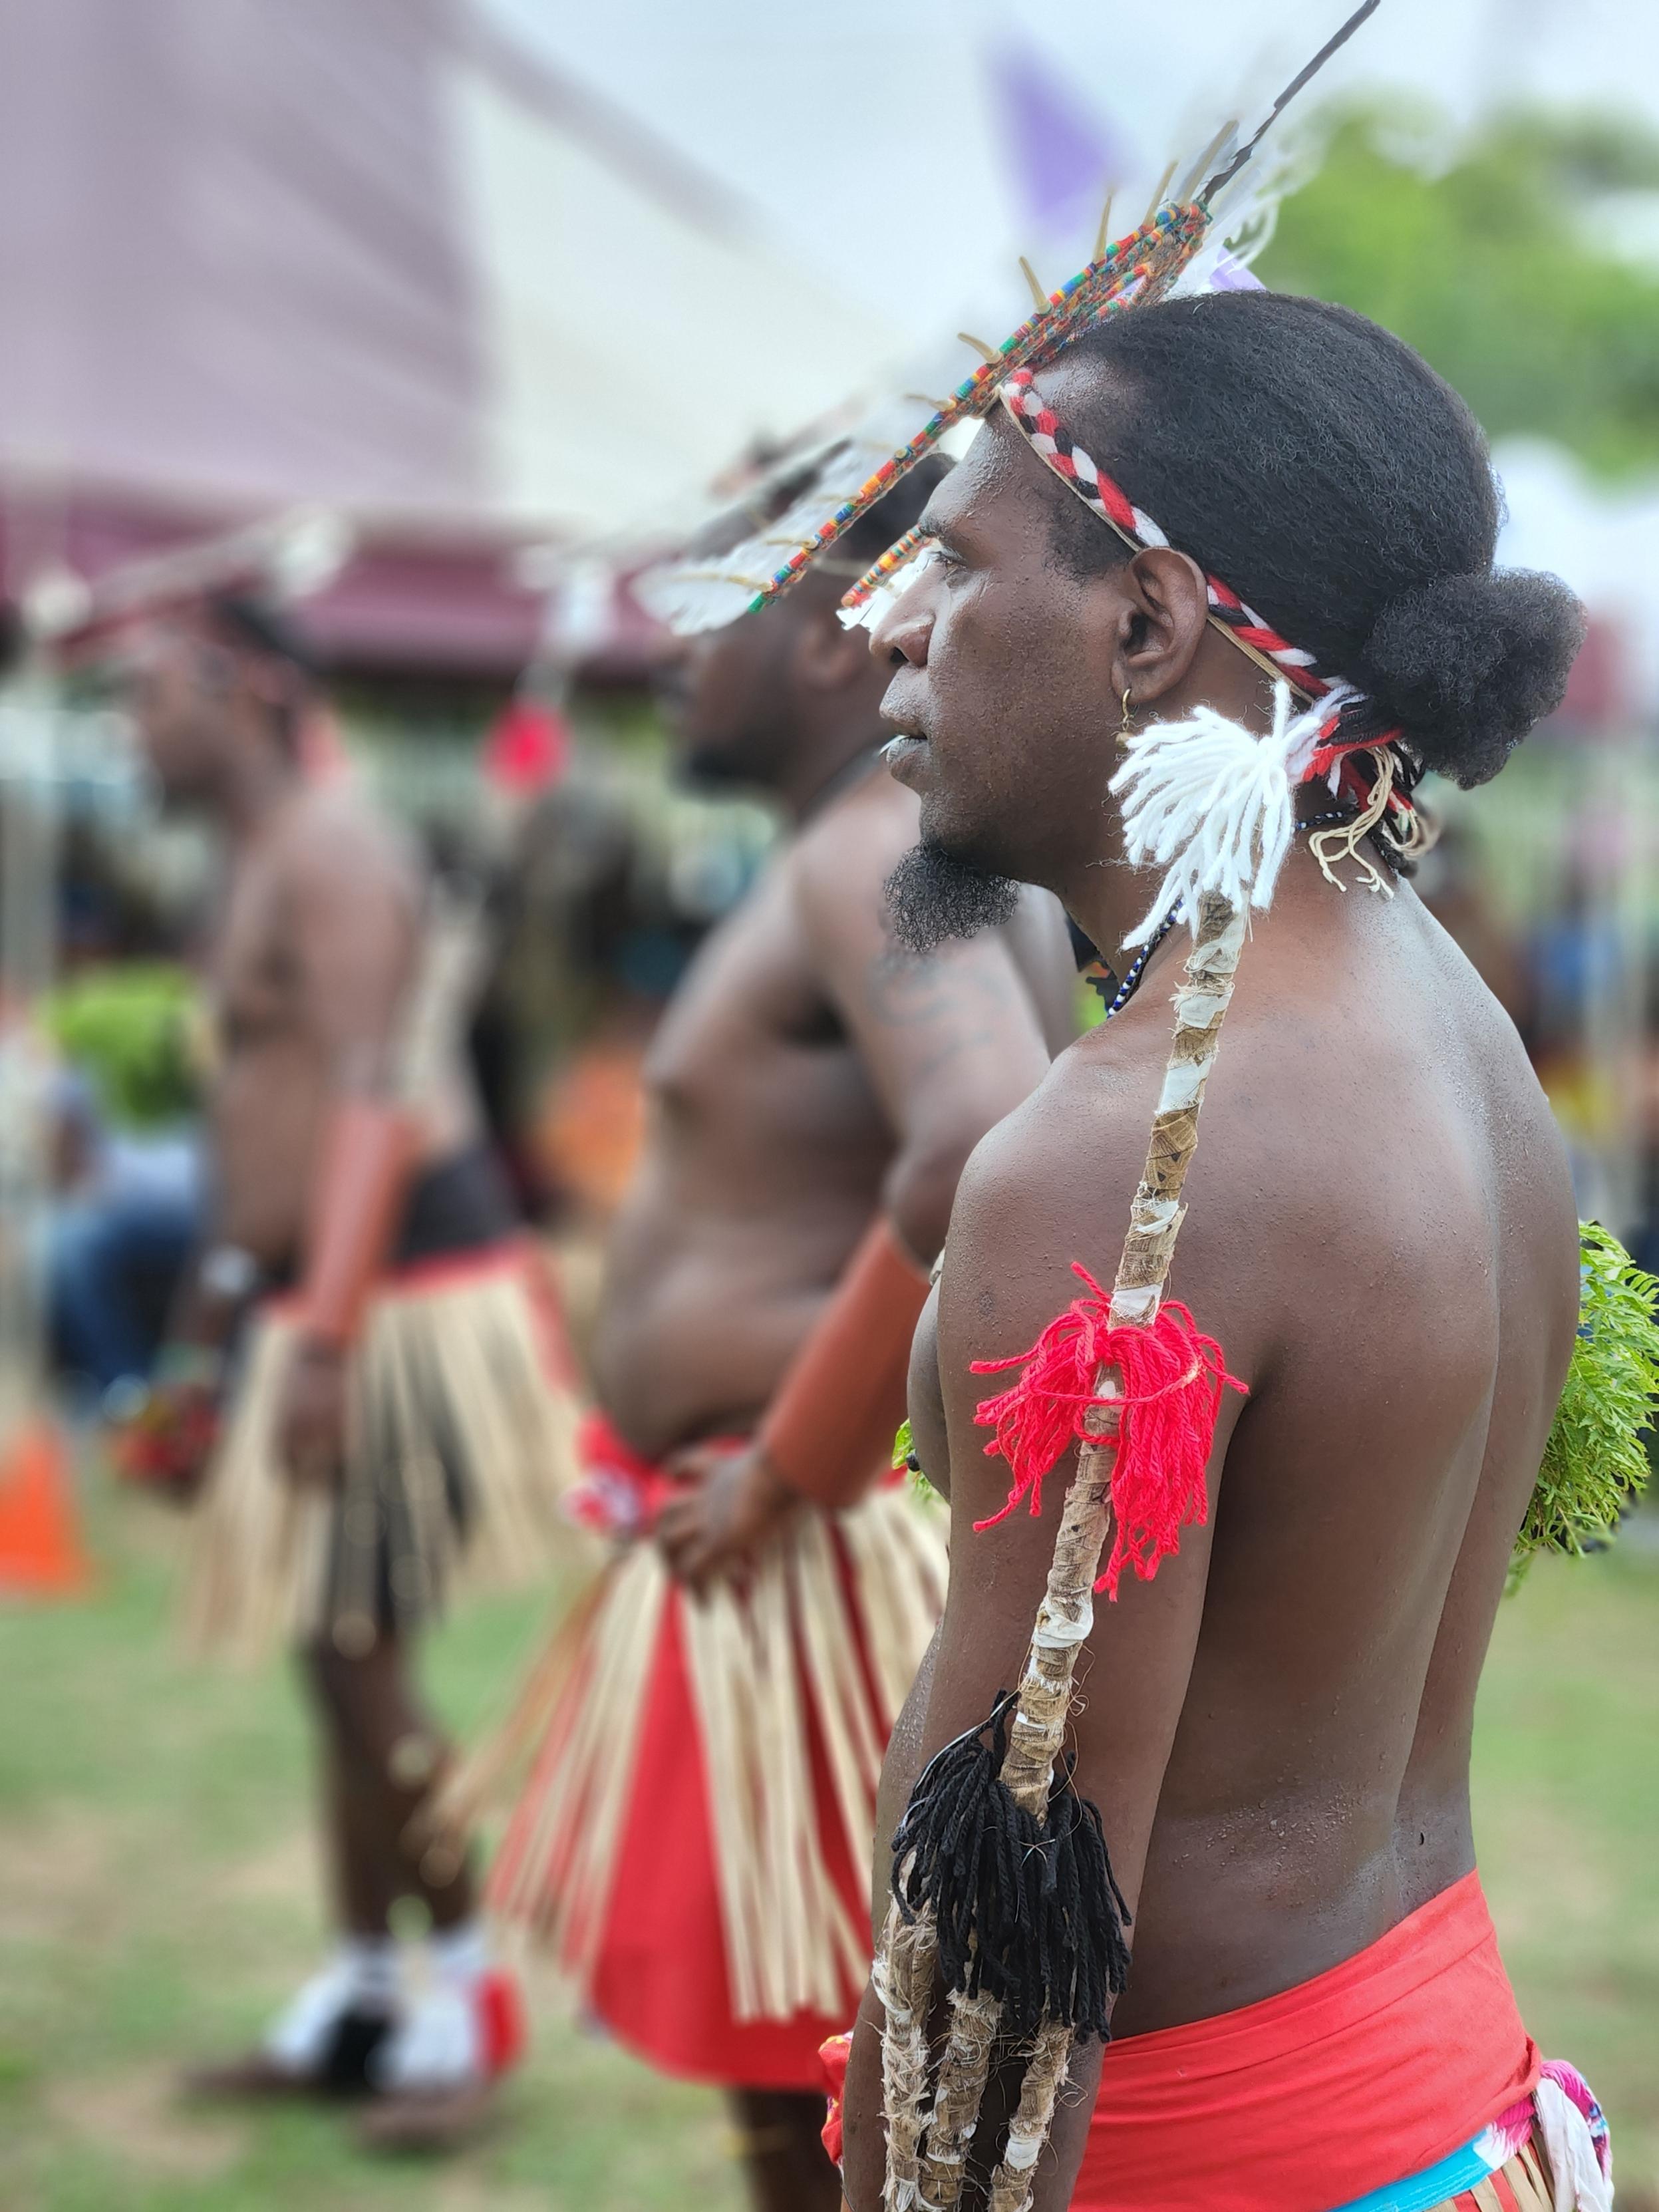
[21,611,1656,1425]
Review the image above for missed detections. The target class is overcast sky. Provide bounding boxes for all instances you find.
[488,0,1659,331]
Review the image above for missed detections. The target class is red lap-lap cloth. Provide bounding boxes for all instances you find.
[1074,1871,1541,2212]
[488,1412,947,2091]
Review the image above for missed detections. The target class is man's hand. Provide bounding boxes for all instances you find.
[108,1370,222,1502]
[657,1442,800,1592]
[277,1334,350,1490]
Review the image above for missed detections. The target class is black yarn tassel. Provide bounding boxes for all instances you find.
[889,1689,1131,2043]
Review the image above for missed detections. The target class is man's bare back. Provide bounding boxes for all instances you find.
[890,866,1577,2044]
[208,784,473,1268]
[591,769,1075,1460]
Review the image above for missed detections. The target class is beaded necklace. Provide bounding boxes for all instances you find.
[1088,906,1180,1017]
[1085,804,1359,1015]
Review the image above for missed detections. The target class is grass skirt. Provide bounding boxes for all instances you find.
[182,1241,580,1662]
[479,1424,947,2088]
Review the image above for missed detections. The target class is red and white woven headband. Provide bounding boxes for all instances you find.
[1000,369,1329,695]
[993,371,1429,833]
[841,365,1425,852]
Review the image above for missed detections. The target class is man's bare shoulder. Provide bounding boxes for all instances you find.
[271,782,423,913]
[941,993,1277,1386]
[947,897,1577,1420]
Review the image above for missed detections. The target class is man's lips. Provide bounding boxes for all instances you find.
[880,675,931,782]
[880,732,928,786]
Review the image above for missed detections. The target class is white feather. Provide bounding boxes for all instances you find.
[631,561,769,635]
[1109,681,1343,944]
[633,395,941,637]
[837,544,939,633]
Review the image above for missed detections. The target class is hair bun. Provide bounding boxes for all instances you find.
[1356,569,1586,788]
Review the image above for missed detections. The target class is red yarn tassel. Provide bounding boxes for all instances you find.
[971,1265,1245,1597]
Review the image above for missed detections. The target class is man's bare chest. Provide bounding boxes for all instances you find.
[643,871,861,1131]
[210,860,304,1050]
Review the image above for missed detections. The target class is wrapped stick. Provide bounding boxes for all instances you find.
[877,1893,938,2208]
[885,892,1247,2204]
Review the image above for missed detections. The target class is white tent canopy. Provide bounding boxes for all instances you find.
[0,0,899,544]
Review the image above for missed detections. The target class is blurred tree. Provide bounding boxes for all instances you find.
[44,964,200,1129]
[1259,108,1659,478]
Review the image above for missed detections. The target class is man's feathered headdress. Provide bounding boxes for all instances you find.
[637,0,1381,653]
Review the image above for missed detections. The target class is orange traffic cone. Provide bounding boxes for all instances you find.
[0,1414,92,1596]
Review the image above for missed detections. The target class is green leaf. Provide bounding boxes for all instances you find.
[1511,1221,1659,1587]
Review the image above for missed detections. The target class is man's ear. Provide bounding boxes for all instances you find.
[791,600,870,693]
[1112,547,1211,708]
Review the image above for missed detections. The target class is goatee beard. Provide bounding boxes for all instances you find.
[678,746,751,790]
[883,841,1021,955]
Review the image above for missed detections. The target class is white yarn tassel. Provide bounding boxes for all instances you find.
[1109,681,1347,945]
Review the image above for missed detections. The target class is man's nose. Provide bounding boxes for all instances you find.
[869,592,931,670]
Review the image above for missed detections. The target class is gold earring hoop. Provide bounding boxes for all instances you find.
[1117,687,1135,748]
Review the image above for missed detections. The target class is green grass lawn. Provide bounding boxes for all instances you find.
[2,1477,1657,2209]
[0,1479,742,2212]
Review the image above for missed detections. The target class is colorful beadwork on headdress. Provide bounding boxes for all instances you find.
[748,200,1213,617]
[703,0,1386,658]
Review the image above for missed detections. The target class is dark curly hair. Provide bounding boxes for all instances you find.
[1046,291,1584,788]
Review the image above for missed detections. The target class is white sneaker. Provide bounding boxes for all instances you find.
[264,1940,400,2077]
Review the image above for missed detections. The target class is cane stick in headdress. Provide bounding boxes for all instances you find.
[881,654,1380,2203]
[874,623,1396,2208]
[640,6,1382,645]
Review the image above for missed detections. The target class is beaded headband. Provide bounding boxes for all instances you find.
[633,198,1218,638]
[746,200,1213,611]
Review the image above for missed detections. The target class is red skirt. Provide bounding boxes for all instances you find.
[488,1414,948,2092]
[1073,1872,1539,2211]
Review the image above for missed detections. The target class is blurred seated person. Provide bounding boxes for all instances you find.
[47,1065,203,1408]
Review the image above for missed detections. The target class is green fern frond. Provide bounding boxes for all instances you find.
[1512,1221,1659,1585]
[893,1417,939,1501]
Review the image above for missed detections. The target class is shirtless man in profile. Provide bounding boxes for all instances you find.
[486,464,1077,2212]
[831,292,1590,2211]
[124,595,573,2135]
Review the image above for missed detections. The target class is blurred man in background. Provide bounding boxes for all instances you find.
[486,464,1077,2208]
[120,595,578,2137]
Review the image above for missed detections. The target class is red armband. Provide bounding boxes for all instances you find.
[298,1098,420,1346]
[758,1216,931,1509]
